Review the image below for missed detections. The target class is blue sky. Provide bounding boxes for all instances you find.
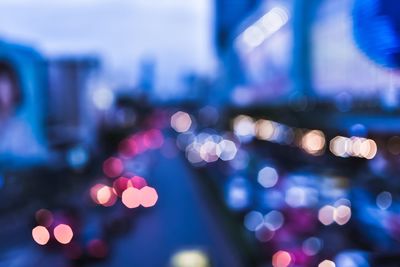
[0,0,217,99]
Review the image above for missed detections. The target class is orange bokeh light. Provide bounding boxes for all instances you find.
[140,186,158,208]
[272,250,292,267]
[97,185,117,207]
[32,226,50,245]
[90,184,117,206]
[122,187,142,208]
[97,186,112,204]
[54,224,74,244]
[90,183,103,204]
